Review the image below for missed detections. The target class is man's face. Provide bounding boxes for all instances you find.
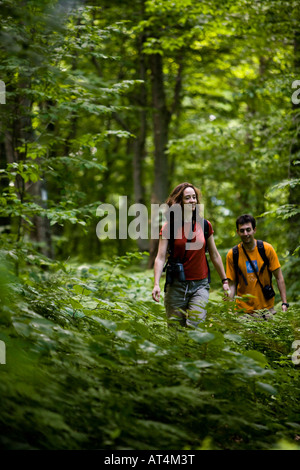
[237,222,256,245]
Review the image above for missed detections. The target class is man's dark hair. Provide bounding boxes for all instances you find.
[236,214,256,230]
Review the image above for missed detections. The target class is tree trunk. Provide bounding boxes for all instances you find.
[148,53,171,267]
[149,53,170,205]
[288,29,300,255]
[0,141,10,232]
[29,179,54,259]
[3,78,54,259]
[132,32,149,252]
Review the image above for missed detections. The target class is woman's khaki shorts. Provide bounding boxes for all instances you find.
[164,278,210,327]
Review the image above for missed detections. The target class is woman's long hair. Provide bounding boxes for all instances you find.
[165,182,202,224]
[166,182,201,208]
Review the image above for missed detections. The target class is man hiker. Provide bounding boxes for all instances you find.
[226,214,288,316]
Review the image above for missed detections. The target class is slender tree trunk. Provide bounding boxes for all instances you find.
[149,53,170,205]
[132,32,149,252]
[169,58,184,179]
[148,52,171,267]
[241,56,269,216]
[29,179,54,259]
[3,78,54,259]
[147,53,185,267]
[0,141,10,232]
[289,29,300,254]
[133,35,147,207]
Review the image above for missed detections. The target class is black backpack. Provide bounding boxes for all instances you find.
[232,240,272,286]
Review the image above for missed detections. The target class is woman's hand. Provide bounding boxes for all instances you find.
[152,284,161,302]
[222,279,230,293]
[152,238,168,303]
[222,279,231,299]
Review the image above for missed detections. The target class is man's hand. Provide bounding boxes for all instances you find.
[282,303,289,312]
[152,284,161,302]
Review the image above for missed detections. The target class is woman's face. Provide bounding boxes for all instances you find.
[182,187,197,211]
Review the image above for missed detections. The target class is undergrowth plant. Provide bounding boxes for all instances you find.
[0,251,299,450]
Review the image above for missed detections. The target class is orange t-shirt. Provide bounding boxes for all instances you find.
[226,241,280,312]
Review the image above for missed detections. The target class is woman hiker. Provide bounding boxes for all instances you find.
[152,182,229,327]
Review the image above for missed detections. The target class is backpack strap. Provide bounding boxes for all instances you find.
[203,219,211,283]
[168,210,175,258]
[257,240,272,283]
[232,244,248,286]
[204,219,209,246]
[163,211,174,289]
[233,241,272,287]
[232,245,239,280]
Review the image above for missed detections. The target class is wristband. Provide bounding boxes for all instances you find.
[222,278,229,284]
[282,302,289,307]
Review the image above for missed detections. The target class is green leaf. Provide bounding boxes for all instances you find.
[256,381,277,395]
[188,330,215,344]
[224,333,243,343]
[243,350,268,367]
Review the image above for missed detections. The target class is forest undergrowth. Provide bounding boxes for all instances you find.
[0,251,299,451]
